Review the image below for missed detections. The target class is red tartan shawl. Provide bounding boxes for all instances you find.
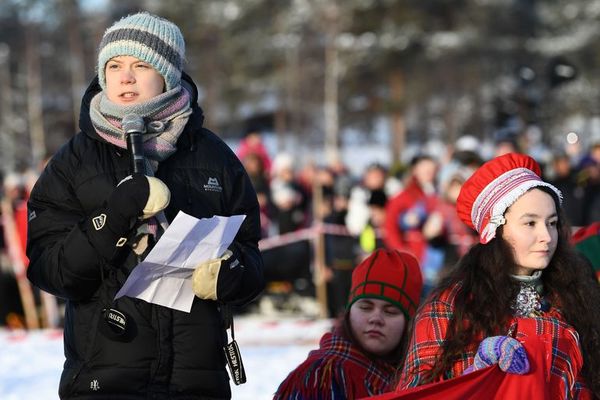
[362,333,552,399]
[396,284,591,399]
[364,327,592,400]
[274,331,397,399]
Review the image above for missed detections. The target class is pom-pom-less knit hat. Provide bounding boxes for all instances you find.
[347,249,423,319]
[97,12,185,91]
[456,152,562,244]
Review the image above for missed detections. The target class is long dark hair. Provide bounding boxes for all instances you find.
[418,187,600,397]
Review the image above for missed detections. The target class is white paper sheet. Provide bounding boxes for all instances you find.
[114,211,246,312]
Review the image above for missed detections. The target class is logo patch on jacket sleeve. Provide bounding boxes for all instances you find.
[92,214,107,230]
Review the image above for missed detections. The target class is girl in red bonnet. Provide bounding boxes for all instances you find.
[274,248,423,399]
[397,153,600,399]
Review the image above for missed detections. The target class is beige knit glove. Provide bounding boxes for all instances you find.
[142,176,171,219]
[192,250,234,300]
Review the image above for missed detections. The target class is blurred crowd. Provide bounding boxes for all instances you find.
[236,127,600,317]
[1,130,600,327]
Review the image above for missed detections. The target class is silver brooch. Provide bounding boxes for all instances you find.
[512,282,542,317]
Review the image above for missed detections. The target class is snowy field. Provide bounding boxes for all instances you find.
[0,316,333,400]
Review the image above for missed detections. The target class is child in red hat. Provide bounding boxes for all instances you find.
[394,153,600,399]
[274,248,423,399]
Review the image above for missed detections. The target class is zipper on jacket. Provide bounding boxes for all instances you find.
[184,173,193,205]
[188,130,196,152]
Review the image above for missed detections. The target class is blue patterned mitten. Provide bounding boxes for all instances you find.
[464,336,530,375]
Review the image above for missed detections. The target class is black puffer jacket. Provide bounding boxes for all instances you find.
[26,74,264,399]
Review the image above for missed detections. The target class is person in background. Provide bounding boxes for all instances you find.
[2,172,29,270]
[384,154,438,276]
[493,126,522,157]
[270,153,309,234]
[397,153,600,398]
[436,135,482,190]
[358,188,388,256]
[236,124,272,176]
[419,170,478,294]
[578,142,600,224]
[26,12,263,399]
[240,152,272,238]
[0,172,27,328]
[547,152,585,227]
[346,162,402,237]
[274,248,423,399]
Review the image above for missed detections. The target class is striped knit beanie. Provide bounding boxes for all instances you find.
[456,153,562,244]
[347,249,423,319]
[97,12,185,91]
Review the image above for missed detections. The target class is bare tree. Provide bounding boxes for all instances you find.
[63,0,87,130]
[25,22,45,167]
[0,43,16,172]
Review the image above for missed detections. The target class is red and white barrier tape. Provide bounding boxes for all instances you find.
[258,223,357,251]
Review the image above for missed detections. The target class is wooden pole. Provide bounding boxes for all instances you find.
[390,70,406,164]
[312,178,328,318]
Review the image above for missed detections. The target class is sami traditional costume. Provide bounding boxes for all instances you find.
[366,153,595,400]
[396,282,591,399]
[275,249,423,400]
[275,330,398,400]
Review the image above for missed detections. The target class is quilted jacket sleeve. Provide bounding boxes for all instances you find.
[26,140,106,301]
[220,152,265,306]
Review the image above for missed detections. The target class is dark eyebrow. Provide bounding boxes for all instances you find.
[519,212,558,219]
[107,59,149,66]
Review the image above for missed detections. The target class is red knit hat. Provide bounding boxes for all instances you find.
[347,249,423,319]
[456,153,562,244]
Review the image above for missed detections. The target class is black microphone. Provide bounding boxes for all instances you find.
[122,114,146,174]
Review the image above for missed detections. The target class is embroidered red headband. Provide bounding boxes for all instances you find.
[456,153,562,244]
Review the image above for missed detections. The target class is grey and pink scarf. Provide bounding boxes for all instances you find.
[90,85,192,174]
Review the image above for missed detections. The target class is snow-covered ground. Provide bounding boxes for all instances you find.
[0,316,333,400]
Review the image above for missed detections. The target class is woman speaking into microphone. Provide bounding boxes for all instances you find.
[25,12,264,400]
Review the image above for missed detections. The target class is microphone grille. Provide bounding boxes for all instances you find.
[122,114,145,133]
